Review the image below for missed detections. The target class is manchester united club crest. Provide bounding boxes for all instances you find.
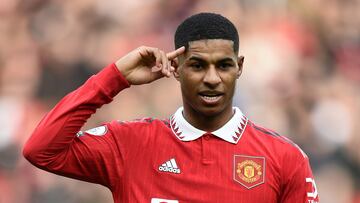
[234,155,265,189]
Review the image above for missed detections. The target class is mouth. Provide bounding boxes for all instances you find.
[198,91,224,104]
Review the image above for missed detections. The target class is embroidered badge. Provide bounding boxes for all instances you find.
[84,125,107,136]
[151,198,179,203]
[234,155,265,189]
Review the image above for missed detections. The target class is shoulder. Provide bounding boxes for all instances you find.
[114,117,170,128]
[78,117,170,138]
[112,117,173,136]
[247,121,308,160]
[104,117,170,134]
[116,117,158,126]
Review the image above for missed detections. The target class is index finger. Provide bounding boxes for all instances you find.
[166,46,185,60]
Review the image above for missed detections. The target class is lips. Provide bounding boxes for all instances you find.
[198,91,224,105]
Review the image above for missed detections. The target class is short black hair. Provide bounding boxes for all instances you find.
[175,12,239,53]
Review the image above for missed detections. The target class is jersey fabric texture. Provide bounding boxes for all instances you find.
[23,63,319,203]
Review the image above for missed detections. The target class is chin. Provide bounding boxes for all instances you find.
[196,105,225,117]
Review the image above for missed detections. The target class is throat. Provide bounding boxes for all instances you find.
[183,107,234,132]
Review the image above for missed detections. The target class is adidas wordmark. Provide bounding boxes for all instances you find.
[158,158,181,174]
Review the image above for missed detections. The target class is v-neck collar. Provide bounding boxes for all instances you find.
[170,107,248,144]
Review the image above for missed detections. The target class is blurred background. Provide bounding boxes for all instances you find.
[0,0,359,202]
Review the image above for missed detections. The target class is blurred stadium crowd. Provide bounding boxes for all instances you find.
[0,0,359,202]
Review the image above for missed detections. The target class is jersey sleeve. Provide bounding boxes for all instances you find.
[280,148,319,203]
[23,63,130,188]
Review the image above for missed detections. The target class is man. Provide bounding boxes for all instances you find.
[23,13,319,203]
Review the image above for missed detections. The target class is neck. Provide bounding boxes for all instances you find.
[182,105,234,132]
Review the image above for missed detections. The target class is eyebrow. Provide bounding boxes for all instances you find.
[218,57,235,63]
[187,56,206,63]
[186,56,235,63]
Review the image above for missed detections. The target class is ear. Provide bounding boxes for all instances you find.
[237,55,244,78]
[172,58,180,81]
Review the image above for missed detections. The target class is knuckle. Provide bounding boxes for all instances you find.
[138,46,146,50]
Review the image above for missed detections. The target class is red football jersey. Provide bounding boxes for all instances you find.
[23,64,319,203]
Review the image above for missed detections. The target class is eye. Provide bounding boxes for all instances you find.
[218,63,233,70]
[190,63,203,70]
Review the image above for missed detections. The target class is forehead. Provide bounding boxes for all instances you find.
[185,39,236,60]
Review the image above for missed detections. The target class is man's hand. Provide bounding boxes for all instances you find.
[115,46,185,85]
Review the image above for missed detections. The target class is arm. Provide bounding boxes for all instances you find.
[23,46,185,188]
[23,64,129,187]
[280,155,319,203]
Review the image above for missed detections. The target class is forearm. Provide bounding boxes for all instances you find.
[23,63,129,168]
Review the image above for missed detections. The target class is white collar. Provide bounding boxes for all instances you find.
[170,107,248,144]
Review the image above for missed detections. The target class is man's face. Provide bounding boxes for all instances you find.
[175,39,244,117]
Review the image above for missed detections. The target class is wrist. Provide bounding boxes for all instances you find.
[95,63,130,97]
[114,60,128,79]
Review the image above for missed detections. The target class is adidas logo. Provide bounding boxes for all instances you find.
[158,158,181,174]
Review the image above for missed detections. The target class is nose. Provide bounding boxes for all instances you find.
[203,65,221,87]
